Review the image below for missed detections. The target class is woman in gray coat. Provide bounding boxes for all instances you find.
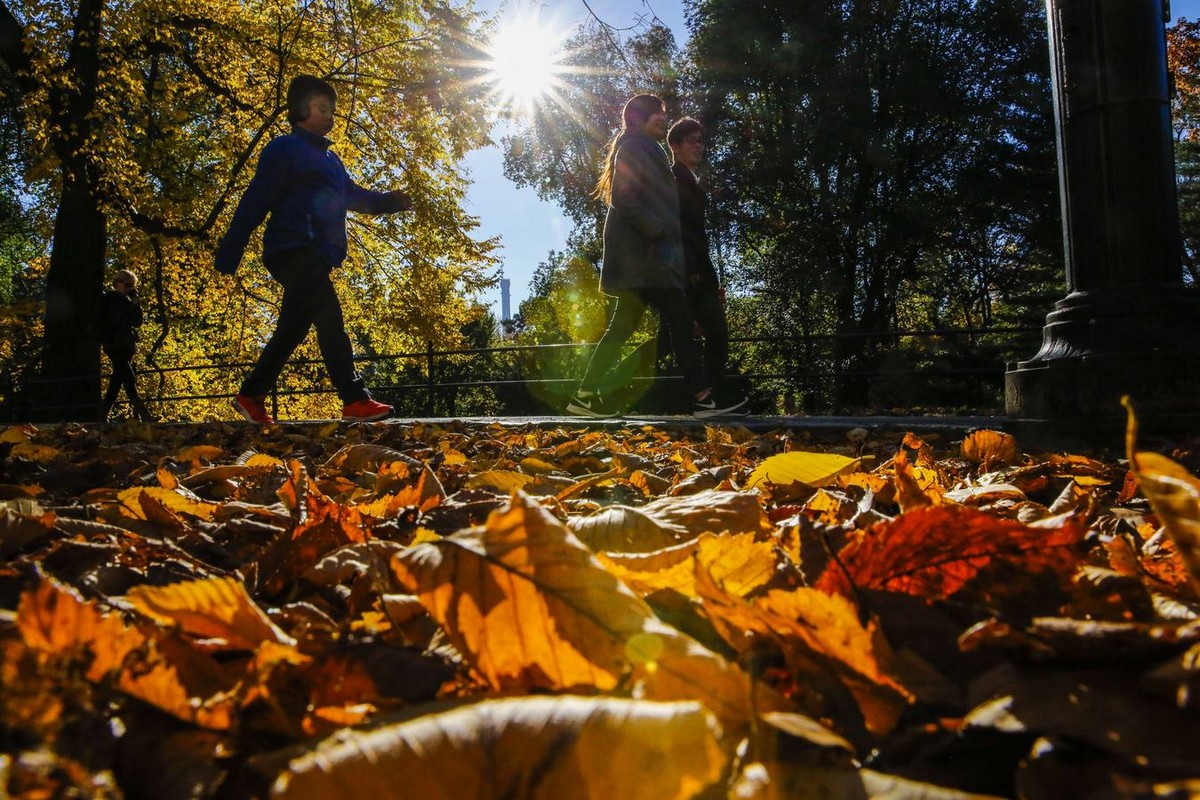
[567,94,747,418]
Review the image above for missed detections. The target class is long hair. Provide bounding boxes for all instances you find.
[592,94,665,205]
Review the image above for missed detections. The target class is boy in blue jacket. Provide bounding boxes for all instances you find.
[215,74,410,423]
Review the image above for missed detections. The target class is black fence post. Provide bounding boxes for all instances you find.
[425,340,436,416]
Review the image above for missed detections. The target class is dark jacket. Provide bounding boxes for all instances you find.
[215,127,404,274]
[672,162,719,293]
[599,132,685,294]
[96,289,142,351]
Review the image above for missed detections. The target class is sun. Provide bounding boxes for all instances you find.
[486,15,566,111]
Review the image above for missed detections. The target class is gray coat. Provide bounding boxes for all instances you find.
[598,132,685,294]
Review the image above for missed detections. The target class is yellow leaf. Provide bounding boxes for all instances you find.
[1124,397,1200,592]
[0,424,36,444]
[570,505,684,553]
[174,445,225,463]
[116,486,220,521]
[519,456,560,474]
[9,441,61,465]
[598,542,701,597]
[465,470,534,493]
[747,452,860,489]
[271,697,726,800]
[695,533,778,598]
[127,576,296,650]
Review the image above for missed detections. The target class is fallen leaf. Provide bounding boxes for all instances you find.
[747,452,861,490]
[271,696,726,800]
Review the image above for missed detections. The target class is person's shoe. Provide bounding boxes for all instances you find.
[343,398,393,422]
[566,390,620,418]
[692,391,749,419]
[233,393,274,424]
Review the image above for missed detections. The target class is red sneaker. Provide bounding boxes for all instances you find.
[233,393,274,424]
[342,397,393,421]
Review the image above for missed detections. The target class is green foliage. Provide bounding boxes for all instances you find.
[684,0,1061,408]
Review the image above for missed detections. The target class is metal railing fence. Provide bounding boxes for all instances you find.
[0,325,1041,421]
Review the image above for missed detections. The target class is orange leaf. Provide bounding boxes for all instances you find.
[390,493,774,730]
[816,506,1088,600]
[961,429,1020,466]
[696,567,911,736]
[17,578,144,681]
[127,575,296,650]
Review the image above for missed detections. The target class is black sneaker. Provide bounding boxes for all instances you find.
[566,391,620,418]
[693,392,749,418]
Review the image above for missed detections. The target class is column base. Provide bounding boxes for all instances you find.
[1005,350,1200,441]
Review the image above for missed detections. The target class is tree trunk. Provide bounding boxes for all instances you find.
[33,0,107,421]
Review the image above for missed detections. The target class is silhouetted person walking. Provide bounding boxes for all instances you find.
[96,269,154,422]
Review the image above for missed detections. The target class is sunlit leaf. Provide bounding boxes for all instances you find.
[391,493,770,728]
[127,576,296,650]
[272,697,726,800]
[465,470,534,494]
[116,486,220,521]
[570,505,684,553]
[747,451,860,489]
[961,429,1020,466]
[697,567,911,736]
[1124,398,1200,592]
[816,506,1087,601]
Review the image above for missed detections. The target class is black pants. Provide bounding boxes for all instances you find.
[101,345,152,420]
[656,286,729,390]
[581,288,707,397]
[240,247,368,404]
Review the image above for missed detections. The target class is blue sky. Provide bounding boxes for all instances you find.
[467,1,1198,321]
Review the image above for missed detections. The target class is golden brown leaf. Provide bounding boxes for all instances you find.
[391,494,772,728]
[1124,398,1200,593]
[697,568,911,736]
[127,576,296,650]
[961,429,1020,466]
[271,697,726,800]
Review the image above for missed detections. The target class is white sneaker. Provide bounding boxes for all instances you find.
[566,391,620,418]
[693,392,749,418]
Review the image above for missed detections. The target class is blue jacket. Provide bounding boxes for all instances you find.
[215,127,403,273]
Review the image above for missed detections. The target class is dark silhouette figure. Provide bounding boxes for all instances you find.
[96,269,153,422]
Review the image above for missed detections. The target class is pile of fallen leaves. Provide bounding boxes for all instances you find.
[2,414,1200,799]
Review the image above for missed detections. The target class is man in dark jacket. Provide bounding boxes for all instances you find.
[665,117,741,410]
[97,269,154,422]
[215,74,410,424]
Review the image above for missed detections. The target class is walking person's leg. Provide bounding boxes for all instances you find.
[306,266,391,420]
[99,346,125,420]
[119,354,154,421]
[646,288,746,417]
[567,292,646,417]
[689,288,730,391]
[235,249,318,422]
[307,270,368,405]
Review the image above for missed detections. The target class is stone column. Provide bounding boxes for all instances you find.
[1005,0,1200,425]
